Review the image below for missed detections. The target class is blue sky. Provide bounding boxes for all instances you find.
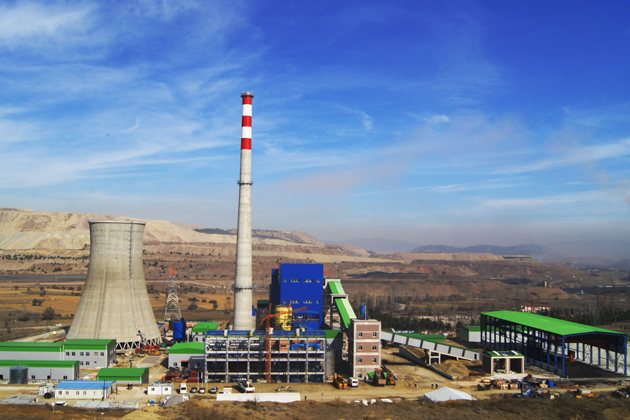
[1,1,629,255]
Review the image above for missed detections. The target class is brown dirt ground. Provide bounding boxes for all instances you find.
[0,395,630,420]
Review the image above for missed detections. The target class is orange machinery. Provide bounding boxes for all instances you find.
[259,304,307,383]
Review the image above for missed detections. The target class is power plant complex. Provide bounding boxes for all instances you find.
[0,92,627,399]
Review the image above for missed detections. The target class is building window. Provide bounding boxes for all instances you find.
[358,345,363,350]
[358,373,362,378]
[304,279,313,283]
[86,352,90,356]
[86,361,90,366]
[65,351,69,356]
[372,345,377,350]
[83,391,87,395]
[283,300,287,304]
[66,391,69,395]
[80,361,84,365]
[290,300,299,303]
[80,352,84,356]
[72,352,75,356]
[76,391,79,395]
[316,279,320,282]
[372,358,377,363]
[63,376,68,380]
[316,300,320,304]
[101,352,104,356]
[291,279,300,283]
[372,332,377,337]
[304,300,312,304]
[31,375,35,380]
[358,332,363,337]
[358,358,362,363]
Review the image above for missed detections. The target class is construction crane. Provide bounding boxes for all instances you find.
[260,304,307,383]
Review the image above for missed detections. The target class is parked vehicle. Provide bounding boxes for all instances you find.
[236,381,255,393]
[179,383,188,394]
[210,387,218,394]
[190,386,198,394]
[198,387,206,394]
[349,377,359,387]
[333,374,347,389]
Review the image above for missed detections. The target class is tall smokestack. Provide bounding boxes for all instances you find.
[233,92,255,330]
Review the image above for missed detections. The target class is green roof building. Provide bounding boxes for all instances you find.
[0,339,117,369]
[63,339,117,369]
[481,310,627,377]
[97,367,149,384]
[191,322,220,343]
[168,342,205,370]
[0,360,79,381]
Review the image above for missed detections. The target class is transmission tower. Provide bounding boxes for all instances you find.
[163,266,182,321]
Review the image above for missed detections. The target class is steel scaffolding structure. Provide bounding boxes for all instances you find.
[481,311,627,377]
[205,330,327,383]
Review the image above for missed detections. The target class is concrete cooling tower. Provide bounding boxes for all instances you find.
[67,220,161,349]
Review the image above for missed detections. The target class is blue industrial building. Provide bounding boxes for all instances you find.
[270,264,324,330]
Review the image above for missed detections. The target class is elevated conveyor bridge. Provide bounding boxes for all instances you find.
[381,331,480,363]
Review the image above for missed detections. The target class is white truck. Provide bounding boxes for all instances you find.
[179,383,188,394]
[349,377,359,387]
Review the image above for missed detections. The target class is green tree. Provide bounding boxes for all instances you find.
[42,307,55,320]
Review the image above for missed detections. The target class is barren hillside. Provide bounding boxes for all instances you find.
[0,208,385,264]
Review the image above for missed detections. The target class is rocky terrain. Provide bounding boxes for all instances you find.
[0,208,628,314]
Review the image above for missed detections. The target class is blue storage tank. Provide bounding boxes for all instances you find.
[173,318,186,343]
[359,304,367,320]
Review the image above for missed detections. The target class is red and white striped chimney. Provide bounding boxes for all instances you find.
[233,92,255,330]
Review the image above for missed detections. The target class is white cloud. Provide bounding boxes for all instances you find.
[0,2,90,44]
[423,114,450,124]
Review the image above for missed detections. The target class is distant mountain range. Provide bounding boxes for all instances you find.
[335,237,630,268]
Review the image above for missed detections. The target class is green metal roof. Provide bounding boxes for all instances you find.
[482,311,623,336]
[169,342,205,354]
[486,350,523,358]
[0,360,79,368]
[328,281,346,295]
[0,342,63,352]
[334,297,356,330]
[396,332,445,341]
[322,330,342,339]
[97,368,149,380]
[192,322,219,333]
[64,339,116,350]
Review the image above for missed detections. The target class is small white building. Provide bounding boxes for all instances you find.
[54,380,117,399]
[457,326,481,343]
[147,382,173,396]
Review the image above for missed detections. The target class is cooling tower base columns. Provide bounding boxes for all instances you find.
[67,220,162,350]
